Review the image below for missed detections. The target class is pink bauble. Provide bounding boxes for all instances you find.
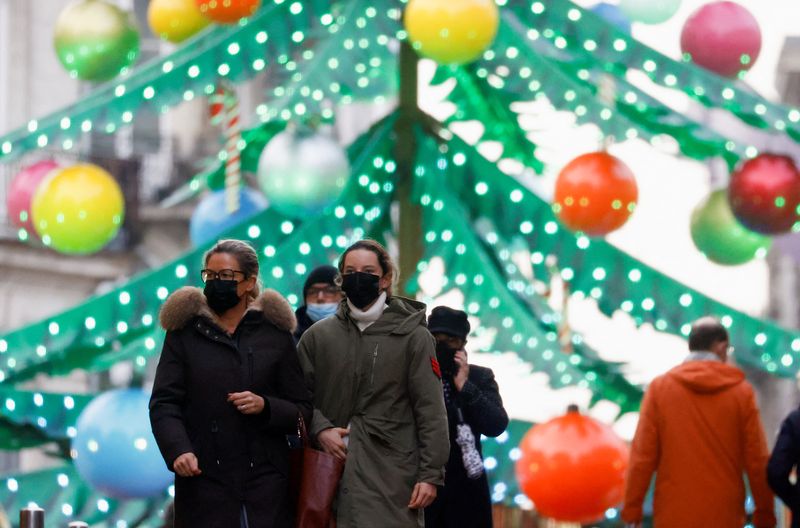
[680,1,761,78]
[7,160,60,234]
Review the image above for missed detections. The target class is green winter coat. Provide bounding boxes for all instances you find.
[297,296,450,528]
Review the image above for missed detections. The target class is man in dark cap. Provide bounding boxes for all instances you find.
[293,265,344,343]
[425,306,509,528]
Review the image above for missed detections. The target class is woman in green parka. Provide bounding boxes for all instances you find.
[297,239,450,528]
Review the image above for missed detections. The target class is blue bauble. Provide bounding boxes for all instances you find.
[590,3,632,33]
[189,187,268,246]
[72,388,173,498]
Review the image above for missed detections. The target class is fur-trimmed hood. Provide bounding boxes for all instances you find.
[159,286,297,333]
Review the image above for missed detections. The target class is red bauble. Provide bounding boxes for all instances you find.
[728,153,800,234]
[196,0,260,24]
[516,408,629,524]
[680,1,761,78]
[553,152,638,236]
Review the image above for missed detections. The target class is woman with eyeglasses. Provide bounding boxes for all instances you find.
[297,239,450,528]
[149,239,312,528]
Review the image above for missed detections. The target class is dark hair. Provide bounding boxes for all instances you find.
[337,239,397,296]
[688,317,729,351]
[203,239,261,300]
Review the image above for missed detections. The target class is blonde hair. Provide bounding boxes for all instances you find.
[337,239,397,297]
[203,239,261,300]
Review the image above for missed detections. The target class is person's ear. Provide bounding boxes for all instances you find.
[379,274,391,292]
[242,275,256,295]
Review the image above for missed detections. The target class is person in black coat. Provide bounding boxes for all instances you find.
[292,264,344,343]
[768,408,800,527]
[149,239,312,528]
[424,306,509,528]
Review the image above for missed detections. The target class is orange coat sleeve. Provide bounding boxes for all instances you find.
[621,382,660,524]
[742,385,776,528]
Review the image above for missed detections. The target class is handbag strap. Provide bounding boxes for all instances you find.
[296,413,311,446]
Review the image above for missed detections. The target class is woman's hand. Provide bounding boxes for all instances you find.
[317,427,349,460]
[408,482,437,509]
[228,391,265,415]
[173,452,202,477]
[453,350,470,391]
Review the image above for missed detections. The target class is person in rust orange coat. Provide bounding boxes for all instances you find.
[621,317,775,528]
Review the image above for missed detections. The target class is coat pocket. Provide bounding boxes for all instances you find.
[362,416,416,458]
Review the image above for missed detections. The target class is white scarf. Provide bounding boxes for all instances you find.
[348,291,387,332]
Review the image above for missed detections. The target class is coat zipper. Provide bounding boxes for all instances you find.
[370,344,378,385]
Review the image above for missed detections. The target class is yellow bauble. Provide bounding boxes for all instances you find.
[404,0,499,65]
[32,164,125,255]
[148,0,209,44]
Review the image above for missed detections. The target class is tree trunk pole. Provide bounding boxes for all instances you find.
[395,41,423,297]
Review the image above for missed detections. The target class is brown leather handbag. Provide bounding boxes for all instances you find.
[288,415,345,528]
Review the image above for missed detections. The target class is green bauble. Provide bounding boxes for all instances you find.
[257,128,351,218]
[690,189,771,265]
[54,0,140,82]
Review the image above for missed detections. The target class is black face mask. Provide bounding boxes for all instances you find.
[204,279,241,314]
[341,272,381,309]
[436,341,458,377]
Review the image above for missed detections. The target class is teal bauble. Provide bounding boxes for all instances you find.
[257,128,351,218]
[619,0,681,25]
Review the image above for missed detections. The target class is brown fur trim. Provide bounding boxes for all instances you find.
[159,286,297,333]
[159,287,217,331]
[249,288,297,333]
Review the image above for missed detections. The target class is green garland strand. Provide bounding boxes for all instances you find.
[434,129,800,377]
[0,0,296,161]
[410,131,642,413]
[475,14,747,167]
[0,114,397,383]
[505,0,800,144]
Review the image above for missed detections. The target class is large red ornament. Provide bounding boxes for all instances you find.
[728,153,800,235]
[516,407,629,524]
[553,151,638,236]
[196,0,260,24]
[680,1,761,78]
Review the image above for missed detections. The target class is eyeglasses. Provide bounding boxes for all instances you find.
[200,269,246,282]
[307,285,342,297]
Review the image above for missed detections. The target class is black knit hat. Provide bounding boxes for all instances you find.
[427,306,470,339]
[302,265,339,300]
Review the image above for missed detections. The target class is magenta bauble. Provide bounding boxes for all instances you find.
[6,160,61,235]
[680,1,761,78]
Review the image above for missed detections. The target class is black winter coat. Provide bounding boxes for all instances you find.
[150,287,312,528]
[425,365,509,528]
[768,408,800,528]
[292,305,314,344]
